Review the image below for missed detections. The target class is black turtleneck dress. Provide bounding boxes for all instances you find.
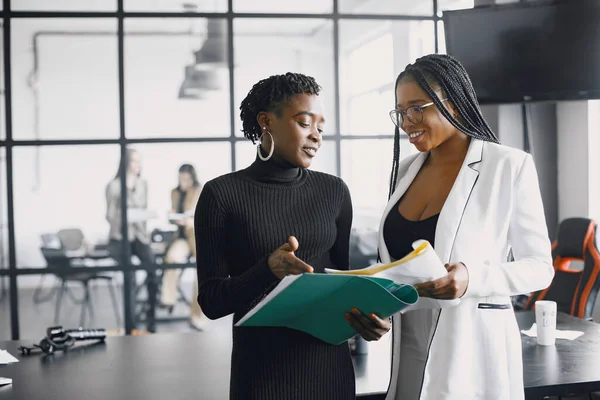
[194,156,355,400]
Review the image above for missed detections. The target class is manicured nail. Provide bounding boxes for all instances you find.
[352,308,359,314]
[370,313,376,320]
[345,313,351,320]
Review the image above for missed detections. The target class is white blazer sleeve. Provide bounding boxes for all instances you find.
[463,154,554,298]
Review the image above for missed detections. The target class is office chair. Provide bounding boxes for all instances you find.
[522,217,600,320]
[39,229,121,327]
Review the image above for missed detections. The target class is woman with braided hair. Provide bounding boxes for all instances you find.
[378,54,553,399]
[194,72,389,399]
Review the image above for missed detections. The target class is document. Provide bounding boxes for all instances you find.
[0,350,19,365]
[325,240,460,313]
[127,208,158,222]
[235,273,418,345]
[168,210,194,221]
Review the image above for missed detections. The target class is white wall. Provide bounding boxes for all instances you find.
[557,101,600,223]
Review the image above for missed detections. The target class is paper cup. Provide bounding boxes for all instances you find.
[535,300,557,346]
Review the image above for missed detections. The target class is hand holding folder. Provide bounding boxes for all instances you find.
[236,273,418,345]
[235,240,458,344]
[325,239,461,313]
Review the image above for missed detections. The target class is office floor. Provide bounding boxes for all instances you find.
[0,279,230,341]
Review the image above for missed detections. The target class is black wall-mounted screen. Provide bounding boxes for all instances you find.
[443,0,600,104]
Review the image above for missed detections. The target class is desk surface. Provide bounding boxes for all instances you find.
[2,311,599,400]
[517,311,600,398]
[0,319,390,400]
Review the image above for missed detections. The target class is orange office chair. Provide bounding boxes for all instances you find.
[523,217,600,320]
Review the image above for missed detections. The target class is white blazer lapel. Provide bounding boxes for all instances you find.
[434,139,484,263]
[378,152,428,262]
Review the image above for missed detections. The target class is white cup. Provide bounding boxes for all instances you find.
[535,300,557,346]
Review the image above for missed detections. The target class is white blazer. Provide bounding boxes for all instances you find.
[380,139,554,400]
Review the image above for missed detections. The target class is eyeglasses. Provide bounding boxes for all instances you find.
[389,99,448,128]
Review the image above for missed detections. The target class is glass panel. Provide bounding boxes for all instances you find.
[234,0,332,14]
[17,272,123,341]
[129,142,232,233]
[13,145,121,268]
[235,139,337,175]
[339,20,435,135]
[125,19,230,139]
[339,0,433,16]
[342,138,417,223]
[437,0,474,17]
[11,19,119,140]
[233,19,336,136]
[120,143,230,334]
[125,0,227,12]
[12,0,116,11]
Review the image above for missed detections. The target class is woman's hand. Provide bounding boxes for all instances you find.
[414,262,469,299]
[346,309,391,341]
[268,236,314,280]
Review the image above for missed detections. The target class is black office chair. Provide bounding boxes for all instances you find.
[520,218,600,320]
[39,229,121,327]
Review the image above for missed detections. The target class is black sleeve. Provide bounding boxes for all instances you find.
[194,183,279,320]
[329,181,353,271]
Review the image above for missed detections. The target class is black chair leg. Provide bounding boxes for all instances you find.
[87,284,95,323]
[107,279,121,327]
[146,272,157,333]
[79,282,91,327]
[54,282,66,324]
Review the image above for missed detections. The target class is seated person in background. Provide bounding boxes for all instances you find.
[160,163,205,330]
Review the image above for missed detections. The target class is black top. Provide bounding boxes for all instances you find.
[176,190,186,238]
[194,156,355,400]
[383,197,439,260]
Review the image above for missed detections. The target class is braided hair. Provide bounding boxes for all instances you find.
[239,72,322,144]
[388,54,500,198]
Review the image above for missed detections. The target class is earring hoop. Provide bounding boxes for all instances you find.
[257,129,274,161]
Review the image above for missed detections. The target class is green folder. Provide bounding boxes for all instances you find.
[235,273,418,345]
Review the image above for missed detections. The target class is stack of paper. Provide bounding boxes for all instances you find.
[0,349,19,365]
[325,240,460,312]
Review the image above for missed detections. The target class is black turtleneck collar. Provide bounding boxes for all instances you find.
[245,149,305,185]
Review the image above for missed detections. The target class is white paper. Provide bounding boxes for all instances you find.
[127,208,158,222]
[235,274,302,326]
[0,350,19,365]
[520,323,584,341]
[0,377,12,386]
[326,240,460,313]
[168,210,194,221]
